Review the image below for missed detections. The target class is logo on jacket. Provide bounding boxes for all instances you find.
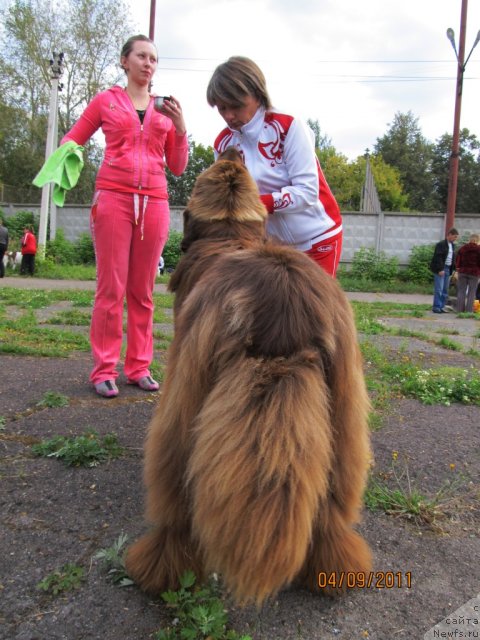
[258,113,293,167]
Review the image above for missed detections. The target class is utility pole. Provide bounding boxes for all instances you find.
[444,0,480,234]
[38,52,64,256]
[149,0,156,39]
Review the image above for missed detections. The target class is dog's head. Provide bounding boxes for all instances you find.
[181,152,267,252]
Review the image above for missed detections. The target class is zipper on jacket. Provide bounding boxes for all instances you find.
[138,123,144,190]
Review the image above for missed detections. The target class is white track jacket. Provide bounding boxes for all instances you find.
[214,107,342,250]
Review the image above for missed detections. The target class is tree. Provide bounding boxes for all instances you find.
[167,140,214,206]
[431,128,480,214]
[307,118,408,212]
[0,0,133,203]
[374,111,437,211]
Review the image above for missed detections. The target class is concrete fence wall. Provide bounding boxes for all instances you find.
[2,202,479,266]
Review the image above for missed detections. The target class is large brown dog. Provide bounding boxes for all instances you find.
[125,154,372,606]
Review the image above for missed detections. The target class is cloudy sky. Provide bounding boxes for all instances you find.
[129,0,480,160]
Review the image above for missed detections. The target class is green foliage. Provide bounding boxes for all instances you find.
[0,0,133,203]
[365,479,429,518]
[37,391,69,408]
[162,230,183,269]
[37,564,85,595]
[75,232,95,264]
[431,128,480,214]
[155,571,252,640]
[350,247,399,283]
[403,244,435,285]
[399,367,480,406]
[46,228,77,264]
[3,210,38,243]
[374,111,437,211]
[31,430,123,466]
[167,140,214,206]
[94,533,133,586]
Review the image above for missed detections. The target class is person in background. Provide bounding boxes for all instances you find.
[0,217,8,278]
[61,34,188,397]
[206,56,342,277]
[455,233,480,312]
[430,227,459,313]
[20,225,37,276]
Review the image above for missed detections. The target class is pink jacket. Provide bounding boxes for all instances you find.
[61,86,188,199]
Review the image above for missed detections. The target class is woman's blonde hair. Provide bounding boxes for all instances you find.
[469,233,480,243]
[206,56,272,109]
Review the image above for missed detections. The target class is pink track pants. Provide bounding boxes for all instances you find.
[89,190,169,385]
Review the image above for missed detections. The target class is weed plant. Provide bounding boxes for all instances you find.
[365,453,465,530]
[94,533,133,586]
[31,430,123,467]
[156,571,251,640]
[36,391,69,408]
[37,564,85,595]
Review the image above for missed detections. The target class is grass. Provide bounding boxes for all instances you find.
[31,430,124,467]
[365,453,466,530]
[0,287,173,357]
[37,391,69,408]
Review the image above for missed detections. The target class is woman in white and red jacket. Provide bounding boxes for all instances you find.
[207,56,342,277]
[62,34,188,397]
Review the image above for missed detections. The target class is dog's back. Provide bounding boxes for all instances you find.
[170,242,371,604]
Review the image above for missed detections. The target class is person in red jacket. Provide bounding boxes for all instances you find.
[61,34,188,397]
[20,225,37,276]
[455,233,480,312]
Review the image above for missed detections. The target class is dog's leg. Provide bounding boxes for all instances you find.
[125,331,214,593]
[299,331,373,595]
[125,526,204,595]
[297,500,372,596]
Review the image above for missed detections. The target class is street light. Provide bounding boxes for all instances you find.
[444,0,480,234]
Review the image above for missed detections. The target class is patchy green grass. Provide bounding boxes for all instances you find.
[0,287,174,357]
[31,430,124,467]
[45,309,92,325]
[37,391,69,408]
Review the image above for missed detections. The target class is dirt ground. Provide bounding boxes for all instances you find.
[0,287,479,640]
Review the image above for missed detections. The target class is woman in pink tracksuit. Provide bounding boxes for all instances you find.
[62,34,188,397]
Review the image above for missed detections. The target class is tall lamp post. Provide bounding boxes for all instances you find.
[38,52,64,256]
[444,0,480,234]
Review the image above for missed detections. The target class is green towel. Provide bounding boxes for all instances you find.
[33,141,84,207]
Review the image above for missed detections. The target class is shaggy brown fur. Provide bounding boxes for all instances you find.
[125,157,372,606]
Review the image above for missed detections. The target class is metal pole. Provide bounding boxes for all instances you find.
[149,0,156,39]
[445,0,468,235]
[38,53,64,256]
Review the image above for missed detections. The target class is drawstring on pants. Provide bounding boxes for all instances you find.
[133,193,149,240]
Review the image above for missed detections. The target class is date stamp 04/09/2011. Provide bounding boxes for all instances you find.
[318,571,412,590]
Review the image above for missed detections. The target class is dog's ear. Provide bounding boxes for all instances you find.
[181,209,193,252]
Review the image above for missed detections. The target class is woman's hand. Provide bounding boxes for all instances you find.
[158,96,186,136]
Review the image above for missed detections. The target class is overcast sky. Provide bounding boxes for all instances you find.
[129,0,480,160]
